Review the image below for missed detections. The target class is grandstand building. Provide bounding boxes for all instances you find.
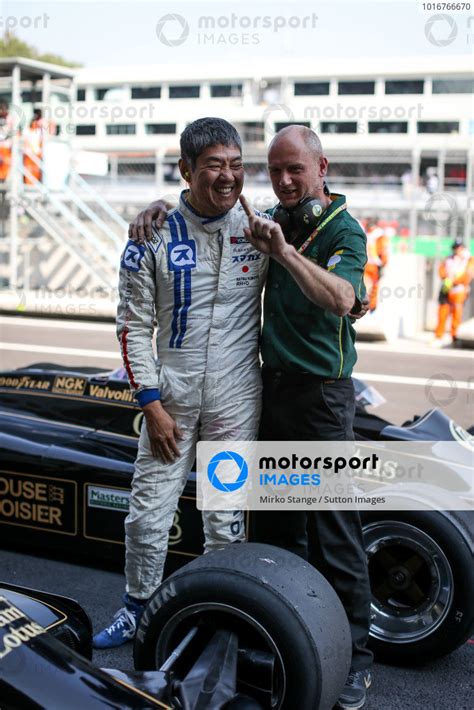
[0,54,471,309]
[65,56,472,217]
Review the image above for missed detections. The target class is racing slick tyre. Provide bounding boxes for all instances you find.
[361,508,474,664]
[134,542,351,710]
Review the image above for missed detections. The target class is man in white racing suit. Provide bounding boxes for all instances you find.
[93,117,267,648]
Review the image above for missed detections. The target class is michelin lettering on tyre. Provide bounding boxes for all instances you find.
[136,580,178,643]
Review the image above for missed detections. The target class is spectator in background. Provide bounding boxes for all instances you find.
[364,218,389,312]
[401,169,413,200]
[0,103,13,182]
[425,167,439,195]
[433,238,473,346]
[23,109,45,184]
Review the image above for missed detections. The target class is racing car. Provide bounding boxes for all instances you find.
[0,543,353,709]
[0,363,473,665]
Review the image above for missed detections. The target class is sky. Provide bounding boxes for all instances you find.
[0,0,472,68]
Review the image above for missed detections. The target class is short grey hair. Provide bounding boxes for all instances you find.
[180,117,242,168]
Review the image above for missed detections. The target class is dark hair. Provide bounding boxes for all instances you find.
[180,117,242,168]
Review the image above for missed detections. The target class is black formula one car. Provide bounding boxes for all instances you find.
[0,363,473,666]
[0,543,353,709]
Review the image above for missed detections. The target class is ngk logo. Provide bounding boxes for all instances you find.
[52,376,86,396]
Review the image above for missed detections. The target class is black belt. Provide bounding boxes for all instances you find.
[262,367,349,385]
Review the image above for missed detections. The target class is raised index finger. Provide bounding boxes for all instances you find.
[239,195,254,221]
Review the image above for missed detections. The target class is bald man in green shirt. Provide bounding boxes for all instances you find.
[241,126,372,710]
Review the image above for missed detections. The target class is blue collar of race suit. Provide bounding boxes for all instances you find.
[178,190,233,233]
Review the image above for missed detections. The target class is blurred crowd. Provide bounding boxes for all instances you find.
[359,215,473,345]
[0,103,54,184]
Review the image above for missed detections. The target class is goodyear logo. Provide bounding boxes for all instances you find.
[0,376,50,391]
[52,376,87,396]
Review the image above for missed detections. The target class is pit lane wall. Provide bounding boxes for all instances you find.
[0,252,423,327]
[0,252,473,347]
[355,253,426,342]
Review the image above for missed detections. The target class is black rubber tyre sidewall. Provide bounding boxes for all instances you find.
[361,509,474,664]
[134,543,352,709]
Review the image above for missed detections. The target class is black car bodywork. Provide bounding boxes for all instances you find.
[1,363,473,666]
[0,543,354,710]
[0,362,471,566]
[0,364,202,571]
[0,583,251,709]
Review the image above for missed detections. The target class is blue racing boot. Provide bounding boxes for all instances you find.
[93,594,146,649]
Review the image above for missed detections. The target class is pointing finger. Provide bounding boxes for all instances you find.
[239,195,254,220]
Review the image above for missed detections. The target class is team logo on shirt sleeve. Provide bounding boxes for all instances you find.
[121,241,146,272]
[168,240,197,271]
[327,250,344,271]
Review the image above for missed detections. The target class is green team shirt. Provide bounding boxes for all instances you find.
[261,193,367,378]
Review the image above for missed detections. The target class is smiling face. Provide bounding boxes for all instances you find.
[180,143,244,217]
[267,130,328,209]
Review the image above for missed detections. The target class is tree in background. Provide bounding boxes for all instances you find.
[0,31,81,67]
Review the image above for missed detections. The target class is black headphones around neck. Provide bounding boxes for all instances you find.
[273,182,330,240]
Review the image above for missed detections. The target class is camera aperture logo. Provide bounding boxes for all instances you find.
[425,14,458,47]
[156,13,190,47]
[207,451,248,492]
[156,12,318,47]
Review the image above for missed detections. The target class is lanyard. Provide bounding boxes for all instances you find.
[296,203,347,255]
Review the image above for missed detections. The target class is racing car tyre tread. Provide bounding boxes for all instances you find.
[361,509,474,664]
[134,542,351,710]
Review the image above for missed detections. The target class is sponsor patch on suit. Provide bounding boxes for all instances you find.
[168,241,197,271]
[121,241,146,272]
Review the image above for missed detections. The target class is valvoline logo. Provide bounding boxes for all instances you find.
[207,451,248,492]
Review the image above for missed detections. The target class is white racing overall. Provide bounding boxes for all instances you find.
[117,195,268,598]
